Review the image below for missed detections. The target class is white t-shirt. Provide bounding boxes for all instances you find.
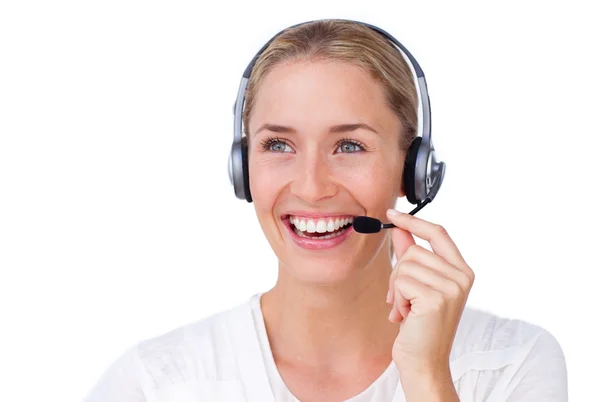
[83,293,568,401]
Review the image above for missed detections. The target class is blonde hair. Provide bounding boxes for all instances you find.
[242,19,419,151]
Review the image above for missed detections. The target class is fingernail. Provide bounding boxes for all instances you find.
[388,308,395,321]
[387,209,401,216]
[386,289,393,303]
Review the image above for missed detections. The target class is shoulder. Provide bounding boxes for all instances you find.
[84,297,257,401]
[134,297,255,386]
[450,306,567,400]
[85,295,256,401]
[452,306,564,360]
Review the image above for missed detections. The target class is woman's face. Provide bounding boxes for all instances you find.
[248,60,406,284]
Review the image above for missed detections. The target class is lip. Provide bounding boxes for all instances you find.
[282,211,355,220]
[281,213,355,250]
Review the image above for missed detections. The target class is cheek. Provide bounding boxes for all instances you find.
[248,157,290,211]
[332,157,402,203]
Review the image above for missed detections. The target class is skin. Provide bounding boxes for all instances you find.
[247,59,474,402]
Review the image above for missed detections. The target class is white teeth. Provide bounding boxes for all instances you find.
[289,215,355,236]
[299,219,306,231]
[316,219,327,233]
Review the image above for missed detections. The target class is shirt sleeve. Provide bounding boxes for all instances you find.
[82,344,147,402]
[504,328,568,401]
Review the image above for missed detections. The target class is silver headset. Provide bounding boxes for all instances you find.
[228,19,445,215]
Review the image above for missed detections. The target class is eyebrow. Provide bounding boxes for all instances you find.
[253,123,379,136]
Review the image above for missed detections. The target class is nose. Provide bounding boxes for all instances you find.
[289,149,337,203]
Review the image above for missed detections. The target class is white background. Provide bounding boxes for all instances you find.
[1,0,598,401]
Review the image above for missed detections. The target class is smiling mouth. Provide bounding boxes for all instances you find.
[284,215,354,240]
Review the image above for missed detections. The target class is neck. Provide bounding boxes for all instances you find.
[260,244,400,370]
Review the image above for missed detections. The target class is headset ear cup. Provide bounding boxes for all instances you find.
[402,136,422,205]
[241,137,252,202]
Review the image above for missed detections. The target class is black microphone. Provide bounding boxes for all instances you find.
[352,197,432,234]
[352,216,394,233]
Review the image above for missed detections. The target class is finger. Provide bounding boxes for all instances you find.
[387,228,416,305]
[389,283,411,323]
[388,263,411,322]
[389,220,416,262]
[399,245,474,291]
[387,264,399,321]
[386,209,470,275]
[388,302,403,323]
[394,274,445,317]
[386,219,416,305]
[396,260,465,298]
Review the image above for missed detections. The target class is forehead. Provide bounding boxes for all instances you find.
[250,60,395,134]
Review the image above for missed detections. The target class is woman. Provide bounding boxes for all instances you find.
[84,19,567,402]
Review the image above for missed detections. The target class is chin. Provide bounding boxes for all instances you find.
[278,235,387,287]
[260,211,390,284]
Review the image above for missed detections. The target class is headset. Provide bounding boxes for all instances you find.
[228,18,446,216]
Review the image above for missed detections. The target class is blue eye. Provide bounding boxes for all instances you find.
[270,141,293,153]
[260,137,294,153]
[336,140,365,153]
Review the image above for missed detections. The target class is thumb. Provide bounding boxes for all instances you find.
[386,211,416,320]
[389,220,416,261]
